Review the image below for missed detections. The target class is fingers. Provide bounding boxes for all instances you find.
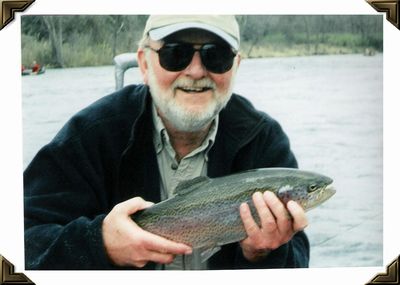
[102,196,192,268]
[145,251,175,265]
[253,192,278,233]
[239,198,273,262]
[262,191,292,236]
[287,200,308,232]
[128,228,192,267]
[239,191,308,262]
[125,229,192,267]
[239,202,259,237]
[259,191,308,234]
[141,230,193,256]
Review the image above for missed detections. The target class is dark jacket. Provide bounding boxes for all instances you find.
[24,84,309,270]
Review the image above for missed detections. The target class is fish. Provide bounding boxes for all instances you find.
[131,167,336,262]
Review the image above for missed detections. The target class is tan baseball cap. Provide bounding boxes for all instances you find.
[143,15,240,50]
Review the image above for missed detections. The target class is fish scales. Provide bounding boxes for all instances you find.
[132,168,335,259]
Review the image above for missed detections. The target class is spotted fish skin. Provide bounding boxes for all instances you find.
[131,168,335,257]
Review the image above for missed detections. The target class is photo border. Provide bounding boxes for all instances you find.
[0,1,398,285]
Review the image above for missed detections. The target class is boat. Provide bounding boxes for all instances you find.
[22,66,46,76]
[113,53,138,90]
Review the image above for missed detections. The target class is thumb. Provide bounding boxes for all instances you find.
[118,197,154,215]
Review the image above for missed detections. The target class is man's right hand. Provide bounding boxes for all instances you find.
[102,197,192,268]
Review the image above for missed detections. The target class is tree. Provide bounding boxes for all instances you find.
[109,16,124,58]
[237,15,279,57]
[42,16,64,68]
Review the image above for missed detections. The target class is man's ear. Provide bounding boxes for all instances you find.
[137,48,149,84]
[235,53,241,68]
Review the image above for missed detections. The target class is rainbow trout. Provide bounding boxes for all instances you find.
[132,168,335,261]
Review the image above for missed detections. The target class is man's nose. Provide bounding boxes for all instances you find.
[183,51,207,79]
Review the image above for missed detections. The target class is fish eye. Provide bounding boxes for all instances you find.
[308,184,318,192]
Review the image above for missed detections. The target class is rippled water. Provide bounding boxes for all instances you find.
[22,54,383,267]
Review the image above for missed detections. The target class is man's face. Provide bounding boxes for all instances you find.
[138,29,240,132]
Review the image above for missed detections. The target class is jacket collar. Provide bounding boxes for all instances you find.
[208,94,268,177]
[118,85,267,202]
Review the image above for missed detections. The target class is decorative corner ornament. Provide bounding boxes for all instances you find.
[366,255,400,285]
[0,255,34,285]
[0,0,35,31]
[366,0,400,29]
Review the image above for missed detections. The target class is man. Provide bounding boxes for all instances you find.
[31,60,41,73]
[24,15,309,270]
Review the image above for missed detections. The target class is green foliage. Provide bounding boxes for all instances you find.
[62,38,114,67]
[21,34,52,66]
[21,15,383,68]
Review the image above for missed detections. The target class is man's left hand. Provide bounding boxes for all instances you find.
[239,191,308,262]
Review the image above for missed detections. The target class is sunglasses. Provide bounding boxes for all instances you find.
[146,42,237,74]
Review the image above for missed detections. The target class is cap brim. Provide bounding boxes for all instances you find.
[149,22,239,50]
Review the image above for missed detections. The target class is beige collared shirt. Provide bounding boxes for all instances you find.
[152,103,218,270]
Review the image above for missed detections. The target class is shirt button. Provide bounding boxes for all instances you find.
[171,163,178,170]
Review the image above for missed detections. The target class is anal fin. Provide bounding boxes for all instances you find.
[200,246,221,263]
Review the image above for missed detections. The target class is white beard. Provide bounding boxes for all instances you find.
[146,58,237,132]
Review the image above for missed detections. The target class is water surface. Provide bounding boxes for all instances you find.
[22,54,383,267]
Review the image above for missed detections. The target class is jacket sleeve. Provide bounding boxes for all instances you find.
[232,118,310,269]
[24,128,117,269]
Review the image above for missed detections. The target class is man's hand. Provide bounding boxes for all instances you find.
[239,191,308,262]
[102,197,192,268]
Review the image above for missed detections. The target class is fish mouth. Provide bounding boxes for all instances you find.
[305,183,336,211]
[324,183,336,196]
[318,183,336,203]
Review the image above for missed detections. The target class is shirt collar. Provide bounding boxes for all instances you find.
[152,103,166,154]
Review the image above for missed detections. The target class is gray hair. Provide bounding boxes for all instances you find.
[138,34,150,49]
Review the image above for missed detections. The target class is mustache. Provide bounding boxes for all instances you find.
[172,78,216,90]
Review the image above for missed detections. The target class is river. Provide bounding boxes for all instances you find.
[22,53,383,268]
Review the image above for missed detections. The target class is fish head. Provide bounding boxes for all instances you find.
[275,169,336,211]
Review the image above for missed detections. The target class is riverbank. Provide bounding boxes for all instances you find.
[21,33,381,68]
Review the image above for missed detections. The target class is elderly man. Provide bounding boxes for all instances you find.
[24,15,309,270]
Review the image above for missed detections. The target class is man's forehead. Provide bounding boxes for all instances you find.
[163,28,227,44]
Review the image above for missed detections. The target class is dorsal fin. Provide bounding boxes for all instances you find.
[174,176,211,196]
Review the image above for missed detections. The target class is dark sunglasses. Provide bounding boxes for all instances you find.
[146,42,237,74]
